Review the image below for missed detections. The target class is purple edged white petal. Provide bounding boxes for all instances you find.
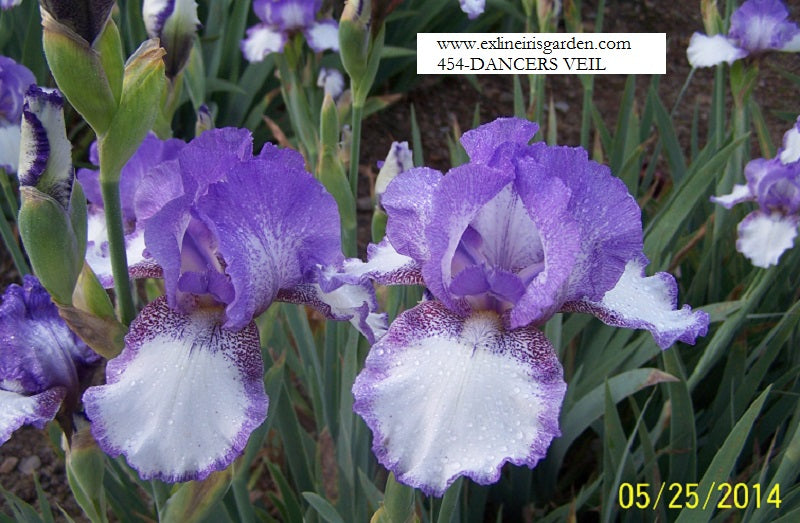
[241,24,287,61]
[322,238,424,290]
[687,33,748,68]
[562,257,709,349]
[710,183,755,209]
[83,298,267,482]
[0,388,65,445]
[353,300,565,497]
[736,211,798,268]
[304,20,339,52]
[278,281,388,343]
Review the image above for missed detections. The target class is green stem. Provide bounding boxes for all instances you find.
[100,178,135,325]
[349,103,364,200]
[0,205,30,276]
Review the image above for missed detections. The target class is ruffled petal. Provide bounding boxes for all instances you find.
[687,33,747,68]
[460,117,538,165]
[241,24,287,61]
[322,239,424,290]
[277,281,387,343]
[353,301,565,497]
[728,0,800,53]
[0,388,65,445]
[83,298,268,482]
[197,153,341,329]
[561,257,709,349]
[515,144,643,303]
[304,20,339,52]
[710,183,755,209]
[736,211,798,268]
[382,167,444,262]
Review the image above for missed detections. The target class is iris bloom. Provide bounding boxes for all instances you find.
[0,276,100,445]
[142,0,200,78]
[0,0,22,10]
[688,0,800,67]
[332,118,709,496]
[77,134,184,288]
[459,0,485,19]
[83,128,385,482]
[0,56,35,173]
[241,0,339,61]
[711,117,800,267]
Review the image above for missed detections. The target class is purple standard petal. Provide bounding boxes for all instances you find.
[562,257,709,349]
[382,166,444,262]
[515,143,643,303]
[78,134,185,224]
[0,56,36,126]
[254,0,320,29]
[83,298,268,483]
[460,117,538,165]
[353,300,565,497]
[728,0,800,53]
[736,210,798,268]
[198,148,341,329]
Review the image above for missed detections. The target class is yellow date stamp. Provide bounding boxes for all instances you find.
[618,482,782,510]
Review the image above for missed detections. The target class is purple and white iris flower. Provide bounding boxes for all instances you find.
[241,0,339,61]
[711,117,800,267]
[317,67,345,100]
[0,276,100,445]
[687,0,800,68]
[77,134,184,288]
[459,0,485,19]
[142,0,200,78]
[334,117,709,496]
[0,56,36,173]
[82,128,386,482]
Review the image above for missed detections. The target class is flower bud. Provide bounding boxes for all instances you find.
[65,416,106,523]
[17,87,87,305]
[195,103,213,135]
[98,39,166,182]
[143,0,200,79]
[319,94,356,252]
[40,1,124,134]
[339,0,371,86]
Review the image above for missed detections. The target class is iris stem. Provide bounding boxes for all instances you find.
[349,103,363,199]
[100,177,135,325]
[0,168,30,276]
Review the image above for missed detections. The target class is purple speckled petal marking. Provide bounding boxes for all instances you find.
[353,300,565,497]
[83,298,267,483]
[561,257,709,349]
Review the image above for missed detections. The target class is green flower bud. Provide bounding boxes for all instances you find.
[40,2,124,134]
[66,416,106,523]
[17,87,86,305]
[99,39,166,182]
